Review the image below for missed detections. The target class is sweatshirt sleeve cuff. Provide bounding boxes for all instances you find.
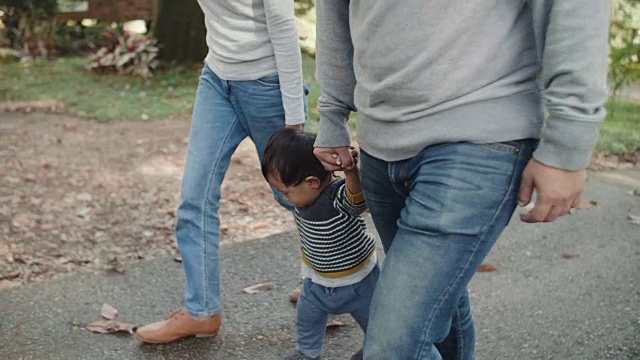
[532,115,602,171]
[314,110,352,147]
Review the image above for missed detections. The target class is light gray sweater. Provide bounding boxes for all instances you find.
[314,0,610,171]
[197,0,305,125]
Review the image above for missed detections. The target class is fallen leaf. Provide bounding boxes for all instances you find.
[76,192,92,202]
[562,253,580,259]
[174,256,182,263]
[577,200,597,210]
[22,173,37,182]
[477,263,498,272]
[629,215,640,226]
[101,303,118,320]
[76,206,92,217]
[11,253,29,264]
[632,189,640,197]
[0,272,20,281]
[107,256,125,274]
[243,282,275,294]
[326,319,346,329]
[39,222,58,231]
[85,320,136,334]
[0,279,21,289]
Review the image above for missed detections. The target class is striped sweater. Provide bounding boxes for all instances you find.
[295,178,376,285]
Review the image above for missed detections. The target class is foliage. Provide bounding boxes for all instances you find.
[609,0,640,95]
[86,31,159,79]
[597,99,640,155]
[53,22,111,56]
[0,0,58,58]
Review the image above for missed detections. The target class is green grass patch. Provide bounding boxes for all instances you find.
[597,99,640,155]
[4,54,634,156]
[0,55,322,125]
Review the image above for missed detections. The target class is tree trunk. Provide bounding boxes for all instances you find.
[152,0,207,63]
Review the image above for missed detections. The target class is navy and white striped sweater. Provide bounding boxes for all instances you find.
[295,178,375,278]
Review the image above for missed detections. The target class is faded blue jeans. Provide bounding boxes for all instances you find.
[297,266,380,358]
[360,140,537,359]
[177,64,307,317]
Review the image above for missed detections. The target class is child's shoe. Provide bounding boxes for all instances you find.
[284,349,320,360]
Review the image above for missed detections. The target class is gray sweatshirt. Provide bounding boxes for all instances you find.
[197,0,305,125]
[314,0,610,171]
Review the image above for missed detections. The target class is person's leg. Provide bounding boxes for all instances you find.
[176,66,248,317]
[295,278,330,358]
[360,151,406,252]
[348,266,380,332]
[232,77,309,211]
[136,65,247,343]
[361,140,536,360]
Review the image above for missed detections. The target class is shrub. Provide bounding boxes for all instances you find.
[86,31,159,79]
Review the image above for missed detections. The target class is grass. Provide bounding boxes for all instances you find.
[1,55,638,157]
[597,99,640,156]
[0,55,322,126]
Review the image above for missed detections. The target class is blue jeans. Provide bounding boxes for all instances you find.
[297,267,380,358]
[360,140,537,359]
[177,64,308,317]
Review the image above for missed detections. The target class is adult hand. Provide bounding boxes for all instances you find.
[518,158,585,223]
[285,124,304,132]
[313,146,354,172]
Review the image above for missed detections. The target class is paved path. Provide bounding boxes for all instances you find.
[1,170,639,360]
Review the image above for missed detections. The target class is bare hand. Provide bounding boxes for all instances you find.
[518,159,585,223]
[285,124,304,132]
[313,146,354,171]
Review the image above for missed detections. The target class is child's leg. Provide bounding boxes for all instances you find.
[296,279,330,358]
[349,266,380,332]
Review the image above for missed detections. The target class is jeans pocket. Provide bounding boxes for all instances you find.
[255,75,280,88]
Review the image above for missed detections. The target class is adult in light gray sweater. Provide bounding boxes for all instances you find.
[313,0,610,359]
[136,0,307,344]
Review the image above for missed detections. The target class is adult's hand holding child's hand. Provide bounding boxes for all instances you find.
[314,146,354,171]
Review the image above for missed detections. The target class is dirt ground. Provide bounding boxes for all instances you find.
[0,112,296,287]
[1,111,637,289]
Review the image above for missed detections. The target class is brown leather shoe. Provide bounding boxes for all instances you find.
[135,309,221,344]
[289,283,303,303]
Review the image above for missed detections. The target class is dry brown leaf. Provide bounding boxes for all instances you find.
[85,320,136,334]
[629,215,640,226]
[0,272,20,281]
[562,253,580,259]
[174,256,182,263]
[326,319,346,329]
[477,263,498,272]
[76,192,92,202]
[0,279,21,289]
[107,256,125,274]
[632,189,640,197]
[22,174,37,183]
[101,303,118,320]
[577,200,597,210]
[11,253,29,264]
[243,282,275,294]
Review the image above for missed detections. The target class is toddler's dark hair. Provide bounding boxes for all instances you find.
[261,128,331,186]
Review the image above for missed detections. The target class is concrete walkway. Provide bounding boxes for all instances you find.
[0,170,639,360]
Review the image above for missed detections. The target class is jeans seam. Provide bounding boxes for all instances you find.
[454,306,464,360]
[199,117,240,314]
[416,145,522,359]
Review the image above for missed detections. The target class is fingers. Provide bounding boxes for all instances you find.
[518,168,534,207]
[520,196,574,223]
[313,147,353,171]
